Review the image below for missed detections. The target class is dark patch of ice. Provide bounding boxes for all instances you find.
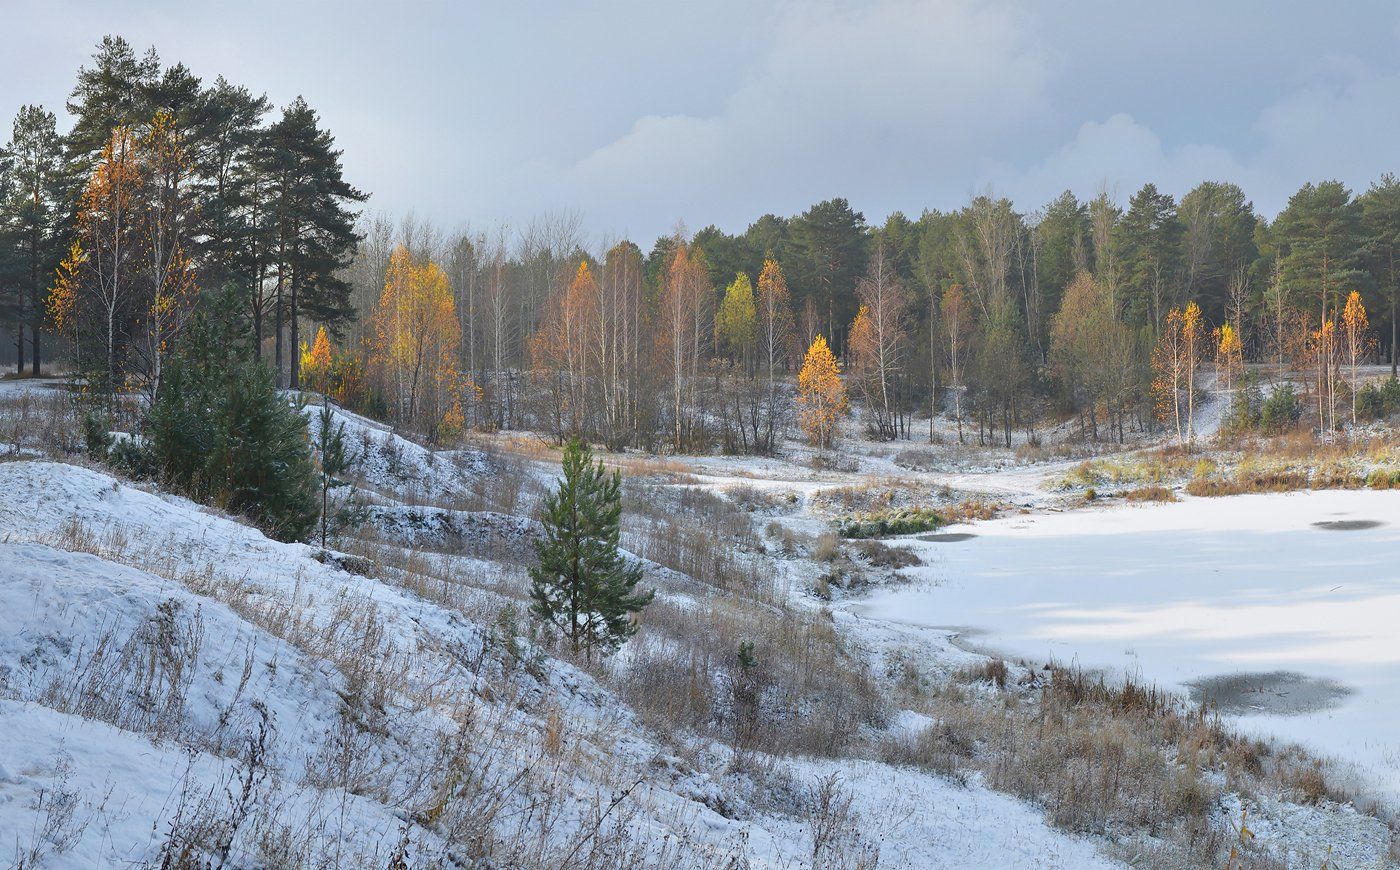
[1189,671,1352,716]
[917,532,978,542]
[1312,519,1383,531]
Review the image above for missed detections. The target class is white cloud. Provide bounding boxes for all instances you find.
[561,0,1050,235]
[997,61,1400,217]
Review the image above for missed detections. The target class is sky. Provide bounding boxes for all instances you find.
[6,0,1400,247]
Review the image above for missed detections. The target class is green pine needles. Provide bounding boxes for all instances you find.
[530,440,654,660]
[313,401,350,550]
[148,287,320,542]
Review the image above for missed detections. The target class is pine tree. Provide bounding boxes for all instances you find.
[529,440,653,660]
[791,198,868,350]
[312,401,349,550]
[1116,183,1184,330]
[149,288,319,541]
[66,36,161,168]
[1360,174,1400,375]
[1,105,67,376]
[261,97,365,388]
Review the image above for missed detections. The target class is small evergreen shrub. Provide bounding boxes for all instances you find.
[82,411,112,460]
[108,435,158,479]
[1357,378,1400,420]
[1222,375,1262,434]
[1259,385,1301,434]
[148,290,320,542]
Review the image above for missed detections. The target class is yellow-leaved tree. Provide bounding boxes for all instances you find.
[300,325,334,395]
[1152,301,1204,444]
[371,245,462,439]
[716,272,757,371]
[1215,322,1243,394]
[796,334,847,447]
[1341,290,1371,424]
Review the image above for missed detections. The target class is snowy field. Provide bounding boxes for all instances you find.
[851,489,1400,803]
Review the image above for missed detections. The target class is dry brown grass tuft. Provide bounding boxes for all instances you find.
[1123,485,1177,502]
[889,662,1367,867]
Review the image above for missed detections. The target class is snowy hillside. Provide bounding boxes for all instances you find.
[0,457,1124,868]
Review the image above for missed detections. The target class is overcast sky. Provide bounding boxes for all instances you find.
[7,0,1400,246]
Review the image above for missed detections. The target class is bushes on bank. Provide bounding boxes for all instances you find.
[836,506,943,539]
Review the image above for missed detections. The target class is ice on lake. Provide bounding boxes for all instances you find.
[854,489,1400,802]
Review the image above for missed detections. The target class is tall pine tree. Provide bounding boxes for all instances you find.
[1,105,67,375]
[262,97,365,388]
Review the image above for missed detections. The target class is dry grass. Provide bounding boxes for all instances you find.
[1123,485,1177,502]
[0,387,83,457]
[886,661,1376,868]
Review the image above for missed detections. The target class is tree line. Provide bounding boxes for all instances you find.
[6,36,1397,453]
[341,176,1397,451]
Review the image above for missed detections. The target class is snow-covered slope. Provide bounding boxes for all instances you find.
[0,458,1127,868]
[306,400,490,502]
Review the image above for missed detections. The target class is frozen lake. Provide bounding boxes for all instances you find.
[854,489,1400,803]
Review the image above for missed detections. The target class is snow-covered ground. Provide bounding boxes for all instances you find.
[851,489,1400,803]
[0,450,1130,867]
[9,363,1400,866]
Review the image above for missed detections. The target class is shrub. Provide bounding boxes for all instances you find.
[811,531,840,562]
[148,290,320,542]
[1357,377,1400,420]
[853,539,922,568]
[1222,374,1262,433]
[108,435,158,479]
[1259,384,1301,434]
[83,411,112,459]
[836,506,943,539]
[1367,468,1400,489]
[1123,486,1175,502]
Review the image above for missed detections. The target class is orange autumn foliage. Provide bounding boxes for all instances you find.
[300,326,334,394]
[796,334,847,447]
[370,245,461,436]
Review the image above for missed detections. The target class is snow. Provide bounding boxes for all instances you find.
[850,489,1400,802]
[0,698,421,867]
[743,758,1121,869]
[305,399,490,502]
[0,458,1133,867]
[363,502,539,559]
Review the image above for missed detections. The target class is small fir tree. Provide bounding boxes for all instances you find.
[313,401,349,550]
[529,440,653,659]
[149,287,320,542]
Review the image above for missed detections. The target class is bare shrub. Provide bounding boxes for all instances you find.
[810,532,840,562]
[1123,485,1176,502]
[41,598,205,740]
[853,538,921,569]
[805,773,879,870]
[893,663,1366,866]
[13,757,92,869]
